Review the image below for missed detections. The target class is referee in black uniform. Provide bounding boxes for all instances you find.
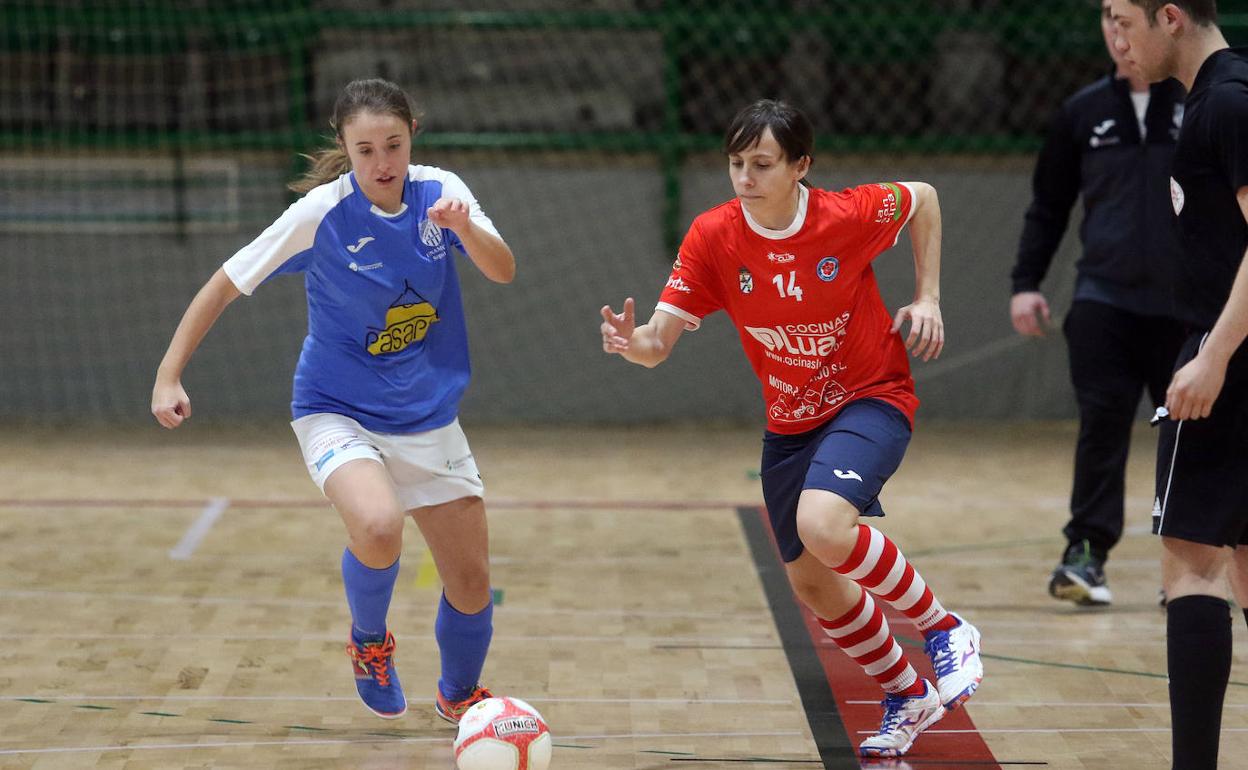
[1011,0,1186,608]
[1112,1,1248,768]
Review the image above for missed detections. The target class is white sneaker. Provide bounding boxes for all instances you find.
[923,613,983,710]
[858,679,945,758]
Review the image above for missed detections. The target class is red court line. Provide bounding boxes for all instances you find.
[757,507,999,767]
[0,497,756,511]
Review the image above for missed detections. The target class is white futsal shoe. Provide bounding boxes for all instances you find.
[923,612,983,710]
[858,678,945,758]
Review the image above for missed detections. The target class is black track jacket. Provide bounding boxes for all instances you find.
[1012,73,1186,317]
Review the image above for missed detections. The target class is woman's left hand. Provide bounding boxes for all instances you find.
[427,197,471,233]
[891,298,944,361]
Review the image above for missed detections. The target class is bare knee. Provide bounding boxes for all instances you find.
[346,508,404,565]
[784,551,862,620]
[795,490,861,568]
[1161,537,1231,599]
[787,571,825,607]
[412,496,491,611]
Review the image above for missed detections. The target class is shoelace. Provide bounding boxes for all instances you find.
[924,631,957,678]
[347,635,396,687]
[445,685,492,716]
[875,693,912,734]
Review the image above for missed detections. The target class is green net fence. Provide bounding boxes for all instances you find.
[3,1,1247,424]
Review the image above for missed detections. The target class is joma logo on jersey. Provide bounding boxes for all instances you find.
[746,317,848,357]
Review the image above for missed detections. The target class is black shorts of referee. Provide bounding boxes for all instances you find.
[1153,330,1248,547]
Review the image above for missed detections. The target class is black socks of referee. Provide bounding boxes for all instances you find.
[1167,595,1231,770]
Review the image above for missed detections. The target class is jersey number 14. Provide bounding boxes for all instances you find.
[772,271,804,302]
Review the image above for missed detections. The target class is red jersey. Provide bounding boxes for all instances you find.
[656,182,920,434]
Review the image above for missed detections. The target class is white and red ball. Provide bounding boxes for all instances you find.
[453,696,552,770]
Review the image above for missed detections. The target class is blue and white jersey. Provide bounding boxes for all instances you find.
[223,164,500,434]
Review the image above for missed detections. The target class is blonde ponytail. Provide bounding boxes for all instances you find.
[288,145,351,194]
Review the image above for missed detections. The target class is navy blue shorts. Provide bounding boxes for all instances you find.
[759,398,912,563]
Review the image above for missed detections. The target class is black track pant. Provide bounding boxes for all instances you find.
[1061,300,1186,556]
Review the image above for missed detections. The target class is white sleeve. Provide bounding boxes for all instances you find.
[438,170,501,238]
[222,182,341,295]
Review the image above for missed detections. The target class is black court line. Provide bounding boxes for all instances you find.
[737,506,861,770]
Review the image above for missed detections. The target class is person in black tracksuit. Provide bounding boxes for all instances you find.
[1009,0,1187,606]
[1112,1,1248,767]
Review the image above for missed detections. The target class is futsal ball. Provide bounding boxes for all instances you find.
[453,696,552,770]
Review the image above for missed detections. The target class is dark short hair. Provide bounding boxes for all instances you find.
[723,99,814,166]
[1127,0,1217,26]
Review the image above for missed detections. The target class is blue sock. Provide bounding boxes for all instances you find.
[436,593,493,701]
[341,548,399,642]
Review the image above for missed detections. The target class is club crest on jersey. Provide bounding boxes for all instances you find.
[816,256,840,282]
[419,217,443,248]
[739,267,754,294]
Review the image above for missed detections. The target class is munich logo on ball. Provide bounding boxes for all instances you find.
[493,716,541,737]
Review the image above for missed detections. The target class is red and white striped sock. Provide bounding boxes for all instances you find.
[833,524,956,634]
[818,589,921,695]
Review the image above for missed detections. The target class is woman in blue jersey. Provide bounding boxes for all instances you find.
[151,79,514,723]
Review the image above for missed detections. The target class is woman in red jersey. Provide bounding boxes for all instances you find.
[599,99,983,759]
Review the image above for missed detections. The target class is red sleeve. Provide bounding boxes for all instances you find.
[656,219,722,330]
[848,182,916,259]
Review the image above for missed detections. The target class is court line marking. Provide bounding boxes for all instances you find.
[0,587,768,621]
[846,700,1248,709]
[888,634,1248,688]
[168,496,229,561]
[2,694,795,706]
[0,730,805,756]
[0,497,758,512]
[965,618,1169,630]
[863,727,1248,735]
[0,631,782,646]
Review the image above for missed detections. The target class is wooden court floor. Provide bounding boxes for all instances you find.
[1,421,1246,769]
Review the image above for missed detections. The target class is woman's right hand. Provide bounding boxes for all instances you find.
[152,378,192,429]
[600,297,636,354]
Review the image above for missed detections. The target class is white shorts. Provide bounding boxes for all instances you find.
[291,413,484,510]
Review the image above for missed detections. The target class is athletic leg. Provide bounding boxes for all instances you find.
[1162,537,1231,770]
[783,548,943,757]
[411,495,494,723]
[325,458,409,719]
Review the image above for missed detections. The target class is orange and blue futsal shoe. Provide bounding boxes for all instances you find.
[345,630,407,719]
[434,684,493,724]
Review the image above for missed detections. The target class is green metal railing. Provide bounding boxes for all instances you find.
[5,3,1247,248]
